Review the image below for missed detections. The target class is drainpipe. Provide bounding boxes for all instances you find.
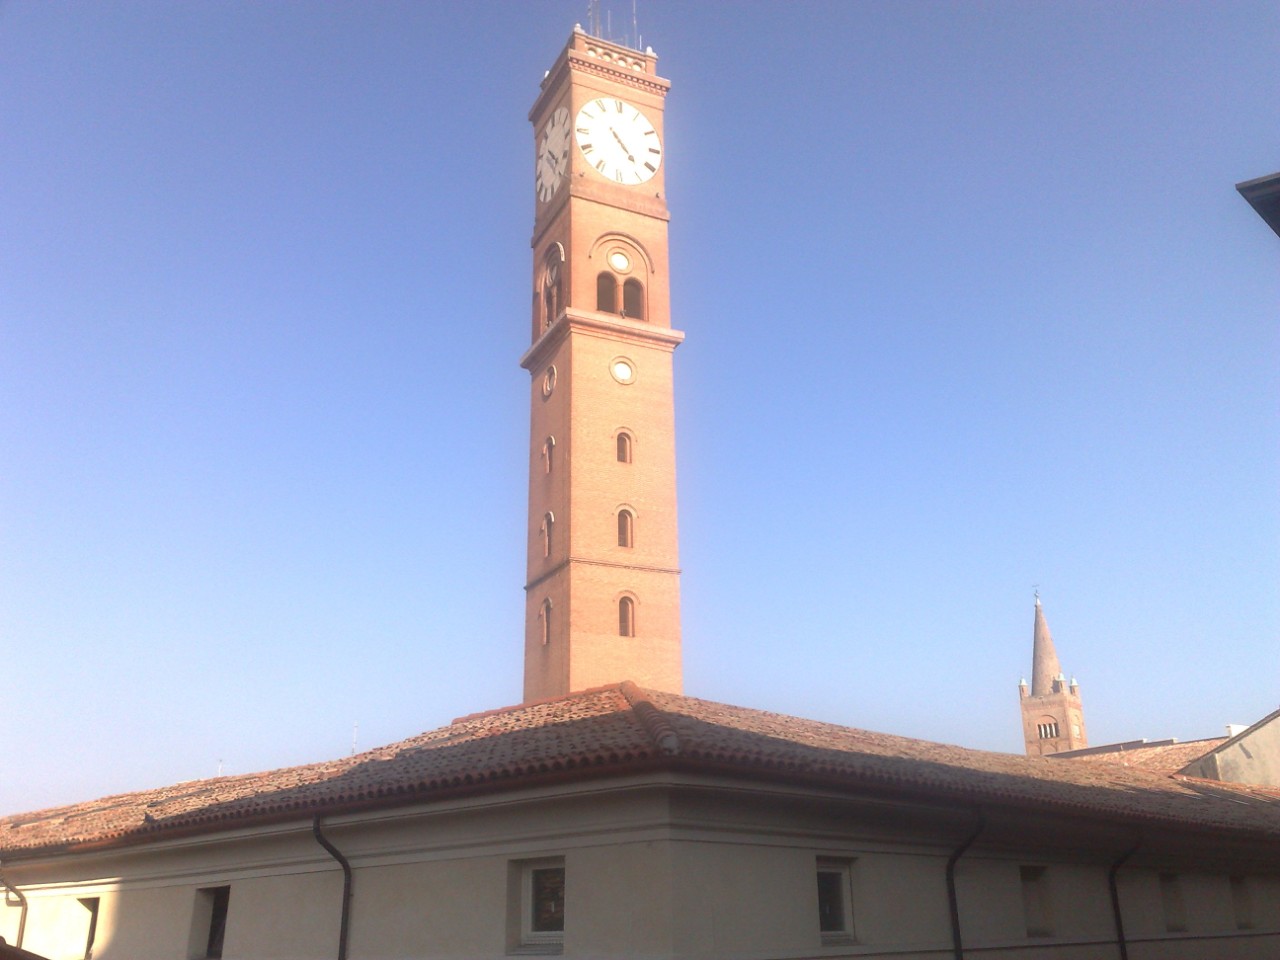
[312,817,353,960]
[945,809,985,960]
[1108,838,1141,960]
[0,863,28,948]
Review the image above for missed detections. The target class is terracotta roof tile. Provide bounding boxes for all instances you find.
[3,684,1279,858]
[1058,738,1226,775]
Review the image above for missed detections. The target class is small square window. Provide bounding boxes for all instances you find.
[815,857,855,944]
[510,858,564,954]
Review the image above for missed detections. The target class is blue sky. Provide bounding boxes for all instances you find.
[2,1,1276,814]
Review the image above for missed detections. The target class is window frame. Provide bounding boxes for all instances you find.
[618,596,636,637]
[1019,865,1053,938]
[78,897,100,960]
[509,857,565,955]
[1159,871,1187,933]
[187,885,230,960]
[815,857,856,945]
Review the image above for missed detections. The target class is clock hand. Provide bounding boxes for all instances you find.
[608,126,635,161]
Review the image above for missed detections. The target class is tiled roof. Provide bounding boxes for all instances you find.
[1058,738,1227,775]
[3,683,1280,858]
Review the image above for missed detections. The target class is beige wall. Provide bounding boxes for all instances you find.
[2,776,1278,960]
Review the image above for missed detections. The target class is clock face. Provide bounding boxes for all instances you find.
[536,107,571,203]
[575,97,662,186]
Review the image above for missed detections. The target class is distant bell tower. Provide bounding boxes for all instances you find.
[1018,595,1087,756]
[521,27,683,702]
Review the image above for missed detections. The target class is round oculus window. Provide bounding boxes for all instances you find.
[611,358,635,383]
[607,250,632,273]
[541,365,557,398]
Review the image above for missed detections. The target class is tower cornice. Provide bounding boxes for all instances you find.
[520,308,685,372]
[530,28,669,123]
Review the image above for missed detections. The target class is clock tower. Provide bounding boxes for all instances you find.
[521,27,683,702]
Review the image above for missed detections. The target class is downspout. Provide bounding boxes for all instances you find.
[1108,838,1141,960]
[945,809,985,960]
[312,817,353,960]
[0,863,28,948]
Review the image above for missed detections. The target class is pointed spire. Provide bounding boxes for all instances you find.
[1031,594,1063,697]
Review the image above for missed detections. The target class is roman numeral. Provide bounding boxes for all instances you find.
[596,160,606,172]
[614,100,623,112]
[581,143,594,154]
[576,127,590,135]
[644,162,656,172]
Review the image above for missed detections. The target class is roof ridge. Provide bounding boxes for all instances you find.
[450,683,629,725]
[619,682,682,756]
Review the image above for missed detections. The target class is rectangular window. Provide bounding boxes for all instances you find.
[1231,875,1254,930]
[509,858,564,954]
[1019,865,1053,937]
[188,886,230,960]
[816,858,855,944]
[79,898,100,960]
[1159,872,1186,933]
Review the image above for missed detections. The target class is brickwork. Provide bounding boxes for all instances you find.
[1019,599,1088,756]
[522,30,683,701]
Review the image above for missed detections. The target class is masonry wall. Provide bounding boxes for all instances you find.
[3,776,1278,960]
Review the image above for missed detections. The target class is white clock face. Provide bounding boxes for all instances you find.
[536,107,571,203]
[575,97,662,186]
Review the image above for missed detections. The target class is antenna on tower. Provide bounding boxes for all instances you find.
[633,0,641,50]
[587,0,601,37]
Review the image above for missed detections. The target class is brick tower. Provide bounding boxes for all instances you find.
[521,27,683,702]
[1018,595,1087,756]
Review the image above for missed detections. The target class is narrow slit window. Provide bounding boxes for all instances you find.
[596,272,617,314]
[79,897,99,960]
[616,432,632,463]
[622,278,644,320]
[1231,875,1254,930]
[540,599,552,646]
[541,512,554,558]
[617,509,634,548]
[1160,872,1186,933]
[619,596,636,637]
[1020,866,1052,938]
[188,886,230,960]
[511,857,566,953]
[816,858,855,943]
[542,436,555,474]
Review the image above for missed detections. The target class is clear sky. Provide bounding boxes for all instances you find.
[2,1,1276,815]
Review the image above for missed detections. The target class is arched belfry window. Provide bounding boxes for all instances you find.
[622,278,644,320]
[542,244,565,332]
[618,596,636,637]
[540,598,553,646]
[541,512,554,558]
[616,431,632,463]
[617,509,634,548]
[596,272,617,314]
